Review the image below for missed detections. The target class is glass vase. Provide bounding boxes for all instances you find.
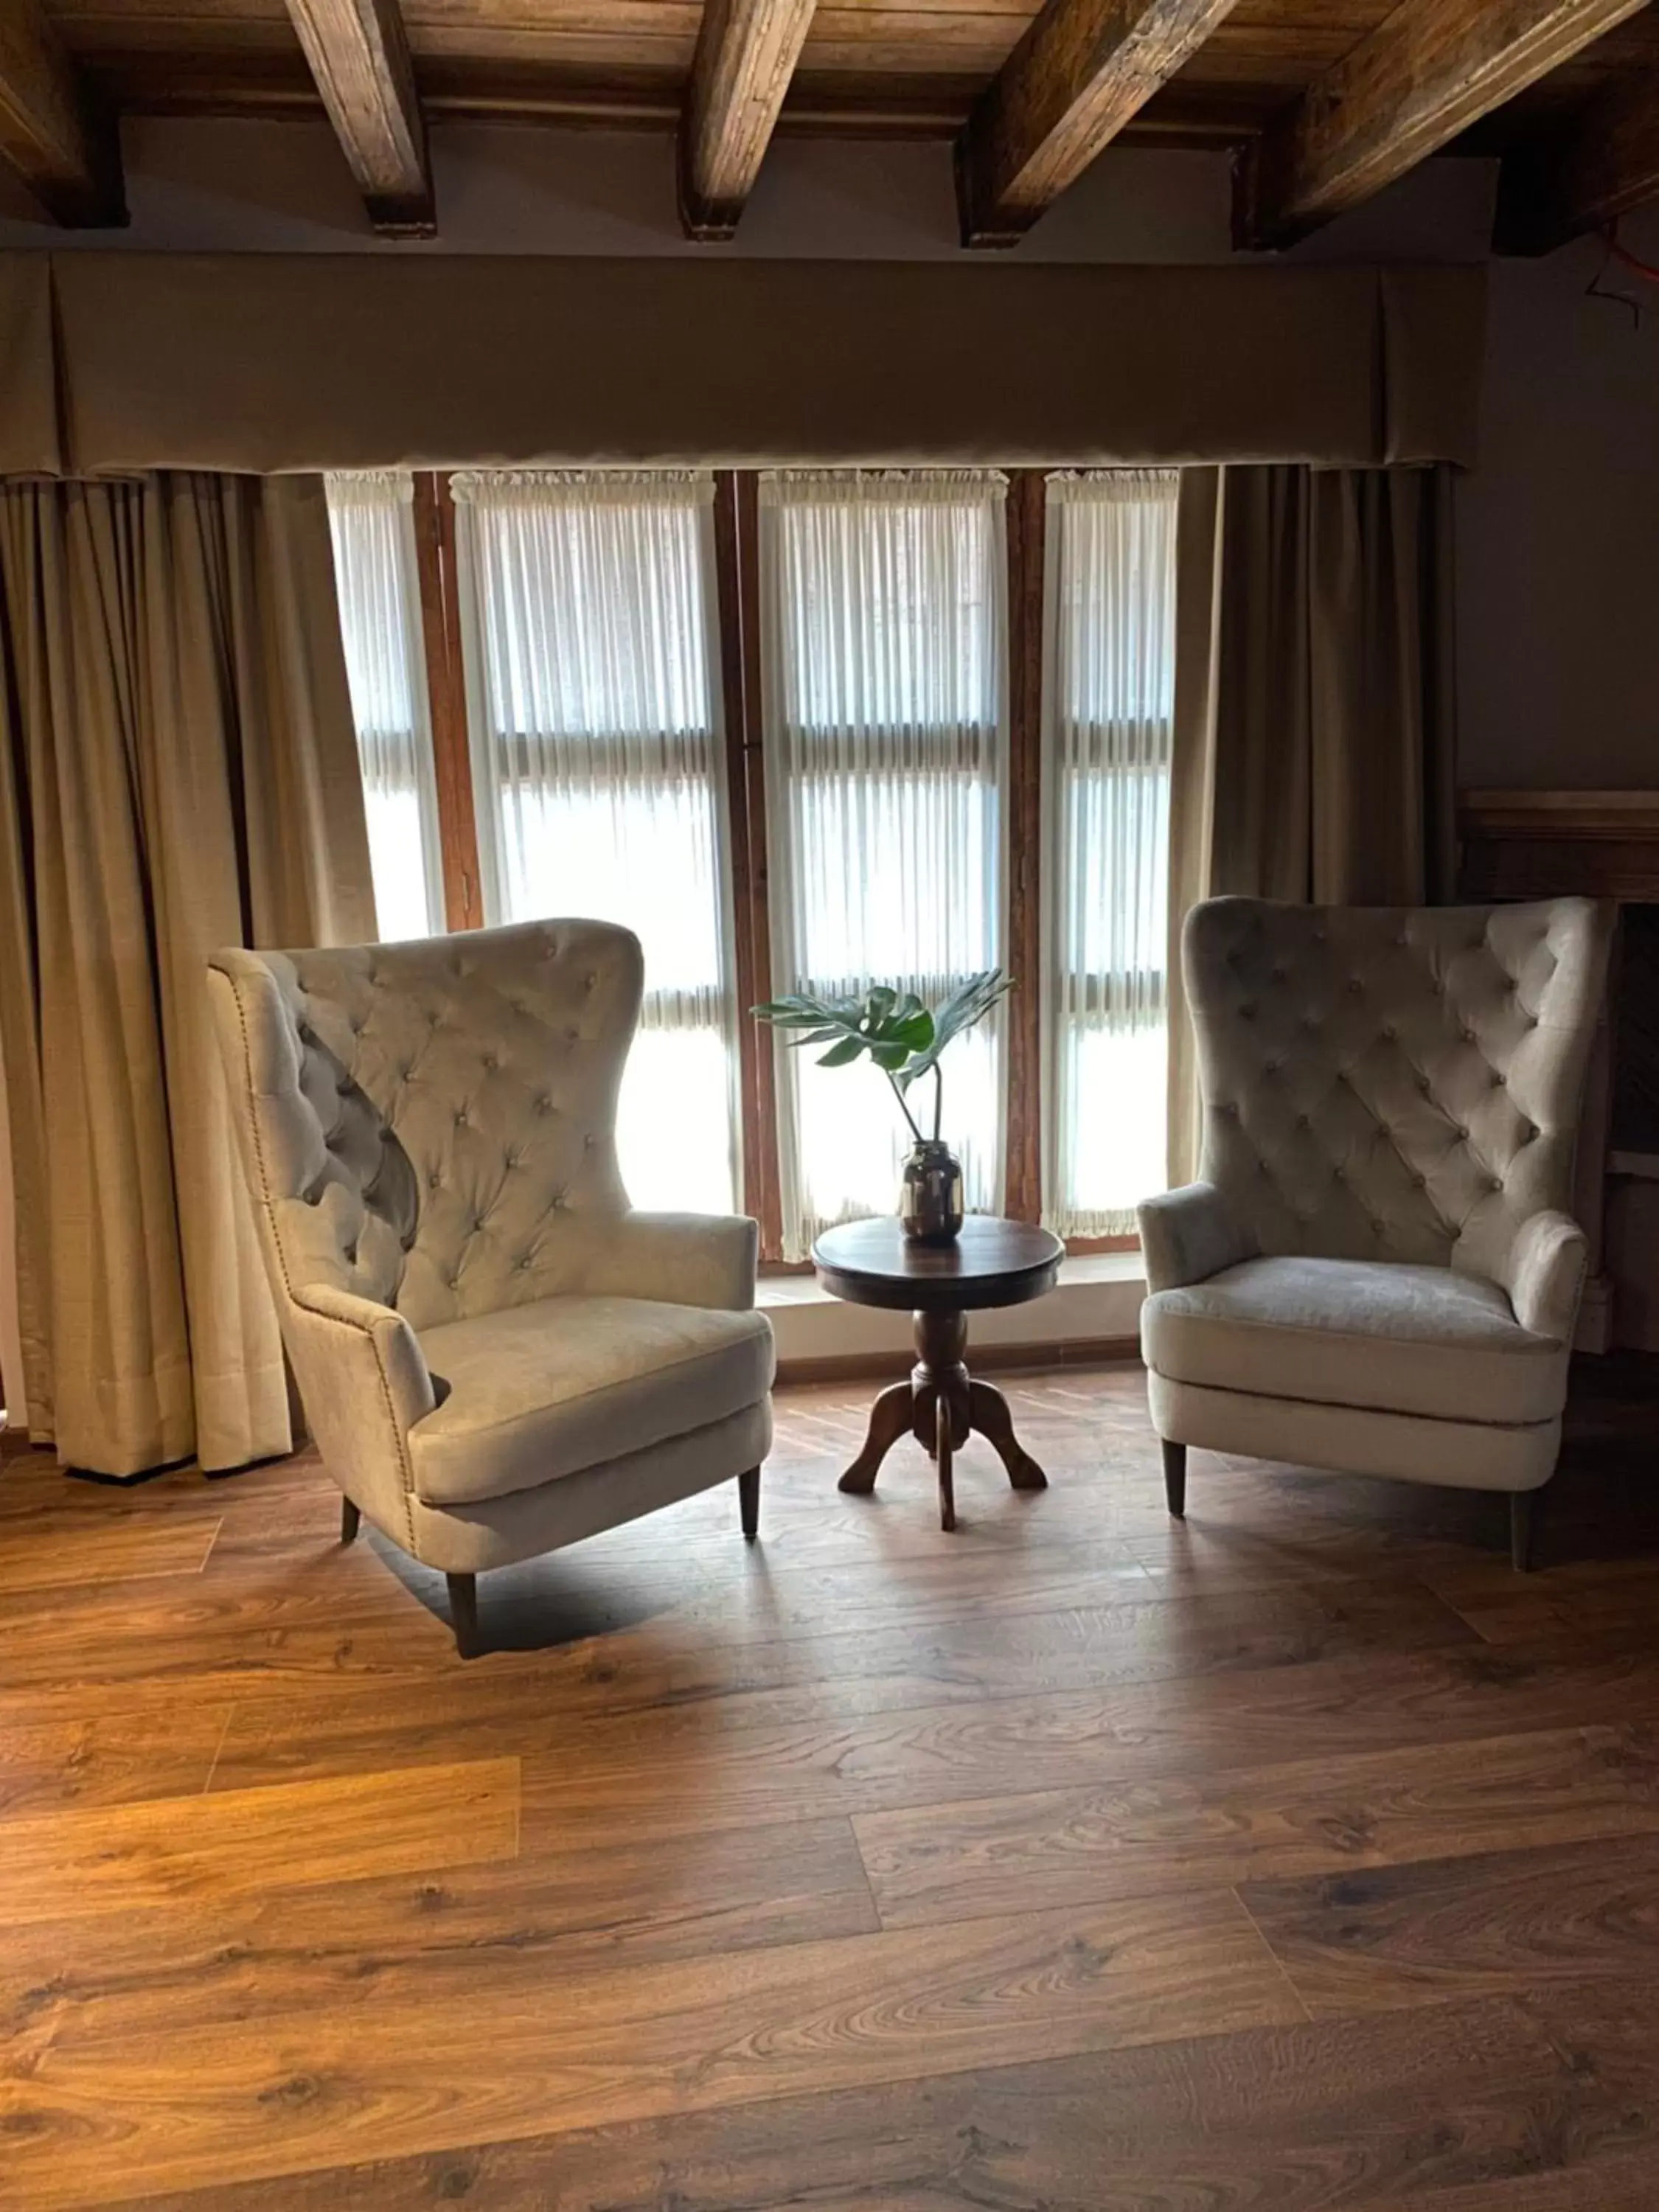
[899,1139,964,1245]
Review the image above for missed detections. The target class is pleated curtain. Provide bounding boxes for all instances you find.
[1040,470,1179,1238]
[1166,464,1458,1185]
[0,472,374,1478]
[759,469,1009,1260]
[324,472,445,942]
[450,470,741,1217]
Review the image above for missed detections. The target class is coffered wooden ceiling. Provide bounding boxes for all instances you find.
[10,0,1659,252]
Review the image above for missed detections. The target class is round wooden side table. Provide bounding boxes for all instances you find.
[811,1215,1064,1531]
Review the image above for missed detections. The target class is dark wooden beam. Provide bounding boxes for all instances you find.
[284,0,434,236]
[955,0,1242,248]
[679,0,819,240]
[0,0,125,227]
[1237,0,1651,252]
[1495,70,1659,254]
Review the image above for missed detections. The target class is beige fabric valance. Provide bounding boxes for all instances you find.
[0,260,60,476]
[0,253,1485,477]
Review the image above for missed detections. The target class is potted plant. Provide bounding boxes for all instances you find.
[753,970,1013,1244]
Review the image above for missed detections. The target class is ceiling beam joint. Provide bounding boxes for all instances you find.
[284,0,434,237]
[956,0,1242,248]
[679,0,819,240]
[0,0,126,229]
[1495,67,1659,254]
[1237,0,1652,252]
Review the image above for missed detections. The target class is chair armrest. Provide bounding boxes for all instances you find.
[1137,1182,1256,1293]
[286,1284,437,1542]
[1501,1210,1589,1345]
[581,1211,760,1312]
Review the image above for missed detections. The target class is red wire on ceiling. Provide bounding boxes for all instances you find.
[1601,220,1659,284]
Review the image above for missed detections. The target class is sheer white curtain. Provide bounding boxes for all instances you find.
[451,470,740,1216]
[1041,470,1178,1237]
[760,470,1008,1260]
[324,472,444,941]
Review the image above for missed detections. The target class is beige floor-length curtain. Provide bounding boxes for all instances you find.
[0,472,374,1478]
[1167,464,1457,1185]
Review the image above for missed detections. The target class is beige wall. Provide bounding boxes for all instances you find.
[0,116,1482,262]
[0,119,1652,796]
[1456,220,1659,790]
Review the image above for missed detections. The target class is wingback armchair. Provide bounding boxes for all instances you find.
[208,919,773,1655]
[1138,896,1613,1569]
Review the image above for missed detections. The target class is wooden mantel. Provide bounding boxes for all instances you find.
[1459,789,1659,903]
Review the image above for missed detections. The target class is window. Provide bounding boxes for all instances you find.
[1040,470,1178,1236]
[324,472,444,940]
[759,470,1009,1259]
[323,465,1178,1261]
[451,470,740,1217]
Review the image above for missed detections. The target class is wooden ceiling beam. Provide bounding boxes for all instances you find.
[956,0,1242,248]
[1495,69,1659,254]
[1237,0,1652,252]
[679,0,820,240]
[0,0,126,227]
[284,0,434,236]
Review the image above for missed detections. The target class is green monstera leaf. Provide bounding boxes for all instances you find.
[894,970,1012,1091]
[751,970,1012,1145]
[750,984,939,1071]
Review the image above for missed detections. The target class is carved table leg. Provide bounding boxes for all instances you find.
[913,1311,970,1532]
[839,1380,916,1495]
[968,1377,1048,1493]
[838,1305,1049,1528]
[936,1391,956,1531]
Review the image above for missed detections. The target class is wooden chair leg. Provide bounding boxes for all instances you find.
[1161,1439,1187,1520]
[1510,1489,1536,1573]
[340,1496,361,1544]
[738,1465,761,1542]
[447,1572,481,1658]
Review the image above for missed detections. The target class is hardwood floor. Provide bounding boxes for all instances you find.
[2,1357,1658,2209]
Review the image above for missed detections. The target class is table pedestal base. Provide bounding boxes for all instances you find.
[838,1309,1047,1531]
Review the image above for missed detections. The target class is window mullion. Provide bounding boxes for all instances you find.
[412,470,484,932]
[714,471,785,1261]
[1005,468,1046,1226]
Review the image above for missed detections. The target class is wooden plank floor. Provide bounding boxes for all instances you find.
[3,1356,1659,2209]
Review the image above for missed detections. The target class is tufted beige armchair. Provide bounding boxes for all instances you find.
[1139,896,1613,1570]
[208,920,773,1655]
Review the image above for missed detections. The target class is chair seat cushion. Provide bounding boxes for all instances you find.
[1141,1256,1565,1427]
[409,1295,774,1506]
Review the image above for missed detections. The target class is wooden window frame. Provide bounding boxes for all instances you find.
[411,472,484,932]
[403,465,1140,1264]
[1004,468,1045,1230]
[712,471,785,1257]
